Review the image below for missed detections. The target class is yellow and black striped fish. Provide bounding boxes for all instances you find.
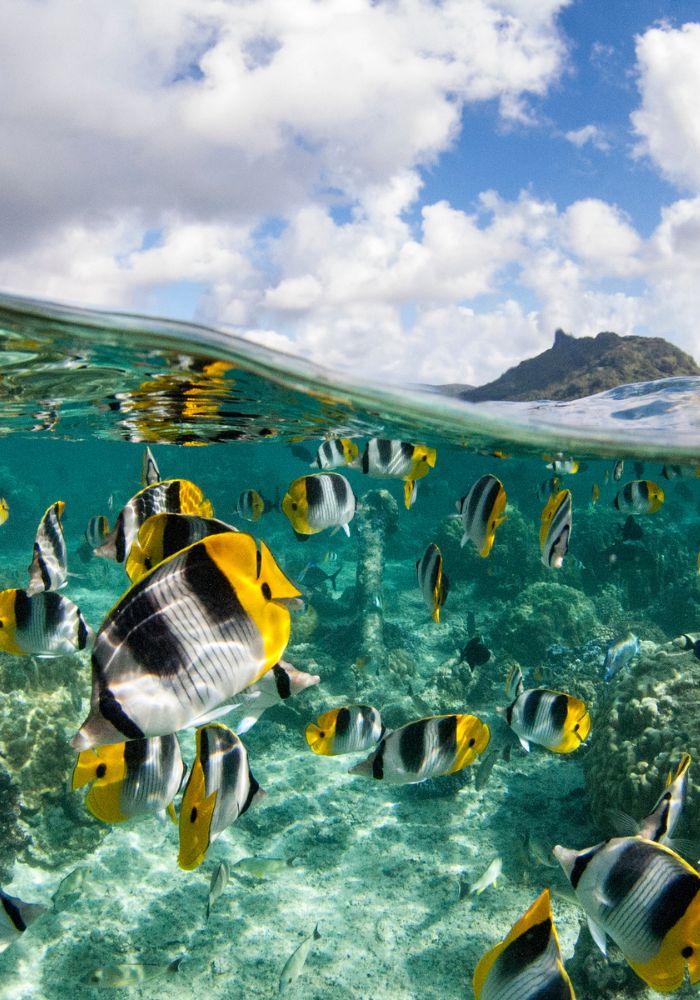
[473,888,575,999]
[125,512,237,583]
[178,723,264,871]
[555,835,700,993]
[85,515,110,549]
[27,501,68,595]
[71,532,301,749]
[95,479,214,563]
[282,473,356,537]
[360,438,436,509]
[0,588,91,656]
[614,480,664,515]
[503,665,590,753]
[72,735,186,823]
[456,475,506,558]
[349,713,489,784]
[416,543,449,622]
[305,705,384,756]
[539,489,572,569]
[236,489,268,522]
[312,438,359,470]
[637,753,691,846]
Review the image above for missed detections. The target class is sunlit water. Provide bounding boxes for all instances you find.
[2,293,700,1000]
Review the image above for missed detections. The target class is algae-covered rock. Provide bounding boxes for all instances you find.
[584,644,700,832]
[491,580,600,667]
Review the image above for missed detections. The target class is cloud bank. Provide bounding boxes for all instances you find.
[2,4,700,383]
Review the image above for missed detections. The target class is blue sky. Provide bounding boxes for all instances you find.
[3,0,700,384]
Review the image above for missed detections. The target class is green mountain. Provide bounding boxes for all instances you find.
[452,329,700,402]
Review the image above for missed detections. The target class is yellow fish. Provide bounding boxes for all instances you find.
[0,497,8,525]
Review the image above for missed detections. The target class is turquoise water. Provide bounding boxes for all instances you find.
[2,294,700,999]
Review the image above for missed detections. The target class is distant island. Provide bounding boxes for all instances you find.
[437,329,700,402]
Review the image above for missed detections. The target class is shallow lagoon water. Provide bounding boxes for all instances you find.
[2,294,700,999]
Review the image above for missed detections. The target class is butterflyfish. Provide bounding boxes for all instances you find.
[456,475,506,557]
[141,446,160,487]
[0,498,8,526]
[539,489,572,569]
[27,500,68,595]
[614,480,664,515]
[0,588,91,656]
[178,723,264,871]
[416,543,449,622]
[545,456,579,475]
[554,835,700,993]
[71,532,302,750]
[125,512,237,583]
[305,705,384,756]
[591,482,600,504]
[473,888,575,999]
[613,460,624,481]
[360,438,436,509]
[1,889,46,954]
[282,473,356,537]
[95,479,214,563]
[349,713,489,784]
[71,734,186,823]
[312,438,359,470]
[236,489,269,522]
[635,753,692,847]
[279,926,320,994]
[233,660,320,735]
[85,515,110,549]
[503,665,590,753]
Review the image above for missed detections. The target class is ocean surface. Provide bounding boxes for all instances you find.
[2,293,700,999]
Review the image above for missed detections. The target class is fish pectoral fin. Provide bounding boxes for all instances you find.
[235,707,266,735]
[517,736,530,752]
[586,916,608,956]
[606,807,640,837]
[342,523,350,537]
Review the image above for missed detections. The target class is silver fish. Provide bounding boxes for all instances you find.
[206,862,229,920]
[232,856,293,878]
[279,926,320,994]
[470,856,502,895]
[85,957,183,987]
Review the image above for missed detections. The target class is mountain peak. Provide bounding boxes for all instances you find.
[457,331,700,402]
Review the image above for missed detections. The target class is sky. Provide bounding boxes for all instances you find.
[3,0,700,386]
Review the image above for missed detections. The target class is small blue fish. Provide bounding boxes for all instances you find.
[603,631,640,681]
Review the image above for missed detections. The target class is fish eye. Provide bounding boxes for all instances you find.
[682,945,694,958]
[261,582,272,600]
[574,723,580,731]
[144,557,152,570]
[190,806,198,823]
[96,763,107,778]
[319,731,325,738]
[291,502,298,510]
[468,738,475,747]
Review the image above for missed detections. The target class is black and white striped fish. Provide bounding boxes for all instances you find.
[141,446,160,487]
[282,473,356,537]
[416,543,449,622]
[0,588,91,656]
[360,438,436,508]
[456,475,506,557]
[95,479,214,563]
[178,723,264,870]
[1,890,46,954]
[84,515,110,549]
[539,489,572,569]
[473,888,574,999]
[614,480,664,515]
[638,753,691,846]
[72,734,186,823]
[233,660,320,735]
[71,532,302,749]
[311,438,359,470]
[554,835,700,993]
[305,704,384,755]
[125,512,237,583]
[503,665,590,753]
[27,501,68,594]
[349,713,490,784]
